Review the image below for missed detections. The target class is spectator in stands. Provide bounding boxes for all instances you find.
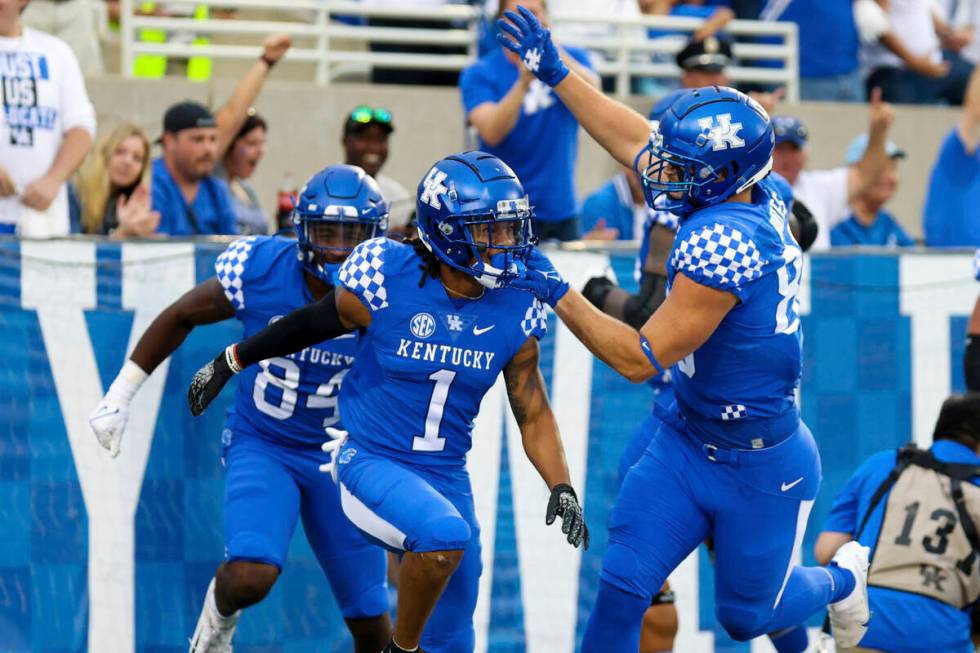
[862,0,974,105]
[770,90,895,251]
[674,33,733,88]
[924,65,980,246]
[23,0,103,75]
[639,0,735,43]
[211,33,293,235]
[0,0,95,237]
[580,164,647,241]
[812,393,980,653]
[151,101,236,236]
[69,123,159,237]
[830,133,913,248]
[760,0,864,102]
[340,105,413,236]
[461,0,599,241]
[938,0,980,66]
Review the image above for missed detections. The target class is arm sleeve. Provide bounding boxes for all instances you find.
[822,471,865,534]
[234,289,352,367]
[670,222,765,301]
[57,42,96,136]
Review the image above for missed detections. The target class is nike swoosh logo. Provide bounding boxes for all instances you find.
[473,325,495,336]
[781,477,804,492]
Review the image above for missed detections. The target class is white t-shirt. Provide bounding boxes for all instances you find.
[0,28,96,236]
[861,0,942,70]
[792,167,851,251]
[375,173,413,229]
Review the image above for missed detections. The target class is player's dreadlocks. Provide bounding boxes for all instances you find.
[408,237,441,287]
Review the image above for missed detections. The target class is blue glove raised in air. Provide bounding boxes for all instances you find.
[496,5,569,87]
[510,247,569,308]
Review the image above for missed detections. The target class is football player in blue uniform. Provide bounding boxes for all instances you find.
[88,165,392,653]
[497,7,871,652]
[184,151,588,653]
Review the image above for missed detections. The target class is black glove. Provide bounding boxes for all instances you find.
[187,347,237,417]
[582,276,615,310]
[546,483,589,549]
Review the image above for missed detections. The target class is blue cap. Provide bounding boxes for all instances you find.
[772,115,808,148]
[843,133,906,165]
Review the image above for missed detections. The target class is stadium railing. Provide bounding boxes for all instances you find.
[117,0,799,100]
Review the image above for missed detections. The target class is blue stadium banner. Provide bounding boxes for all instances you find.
[0,239,975,653]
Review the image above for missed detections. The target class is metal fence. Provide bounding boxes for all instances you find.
[118,0,799,99]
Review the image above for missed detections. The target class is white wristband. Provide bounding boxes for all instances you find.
[106,360,148,404]
[224,345,243,374]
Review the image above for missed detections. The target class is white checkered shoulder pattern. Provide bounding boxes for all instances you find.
[520,299,548,338]
[338,238,389,311]
[721,404,747,421]
[215,237,257,311]
[671,223,763,291]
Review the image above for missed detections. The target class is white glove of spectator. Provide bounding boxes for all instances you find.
[319,426,349,483]
[88,360,148,458]
[853,0,890,44]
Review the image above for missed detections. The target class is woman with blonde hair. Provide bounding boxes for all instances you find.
[70,123,160,237]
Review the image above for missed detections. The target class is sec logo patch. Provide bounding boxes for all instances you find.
[410,312,436,339]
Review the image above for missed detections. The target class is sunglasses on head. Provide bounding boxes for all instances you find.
[349,106,393,125]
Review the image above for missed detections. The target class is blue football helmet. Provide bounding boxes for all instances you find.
[415,151,534,289]
[648,88,688,122]
[294,165,389,284]
[639,86,774,215]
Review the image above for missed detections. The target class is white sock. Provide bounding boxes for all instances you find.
[206,579,240,624]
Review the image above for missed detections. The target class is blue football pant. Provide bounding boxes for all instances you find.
[583,418,837,650]
[336,439,481,653]
[222,429,389,619]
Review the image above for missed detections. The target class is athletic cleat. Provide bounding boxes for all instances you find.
[189,579,239,653]
[828,541,871,648]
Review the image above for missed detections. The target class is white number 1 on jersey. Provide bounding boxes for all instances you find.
[412,369,457,452]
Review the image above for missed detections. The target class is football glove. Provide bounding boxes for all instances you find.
[188,346,239,417]
[319,426,349,483]
[89,360,147,458]
[496,5,569,87]
[510,248,569,308]
[546,483,589,549]
[89,397,129,458]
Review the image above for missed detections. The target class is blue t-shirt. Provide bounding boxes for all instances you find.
[665,177,803,447]
[151,158,237,236]
[924,130,980,247]
[581,173,643,240]
[216,236,357,447]
[337,238,547,466]
[766,0,858,78]
[822,440,980,653]
[830,211,915,248]
[460,46,594,223]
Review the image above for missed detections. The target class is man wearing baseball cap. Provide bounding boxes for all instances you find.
[830,133,913,247]
[151,100,237,236]
[770,88,897,250]
[675,34,733,89]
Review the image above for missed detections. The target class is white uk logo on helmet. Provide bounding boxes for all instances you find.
[698,113,745,151]
[420,168,449,210]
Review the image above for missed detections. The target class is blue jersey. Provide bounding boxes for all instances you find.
[216,236,357,447]
[336,238,547,466]
[665,179,803,447]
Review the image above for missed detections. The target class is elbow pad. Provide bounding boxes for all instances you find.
[623,272,667,330]
[582,276,615,310]
[966,335,980,392]
[853,0,890,44]
[236,289,351,367]
[791,199,819,253]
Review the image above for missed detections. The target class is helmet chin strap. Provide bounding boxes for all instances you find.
[473,252,526,289]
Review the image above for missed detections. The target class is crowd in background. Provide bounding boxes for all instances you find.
[2,0,979,251]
